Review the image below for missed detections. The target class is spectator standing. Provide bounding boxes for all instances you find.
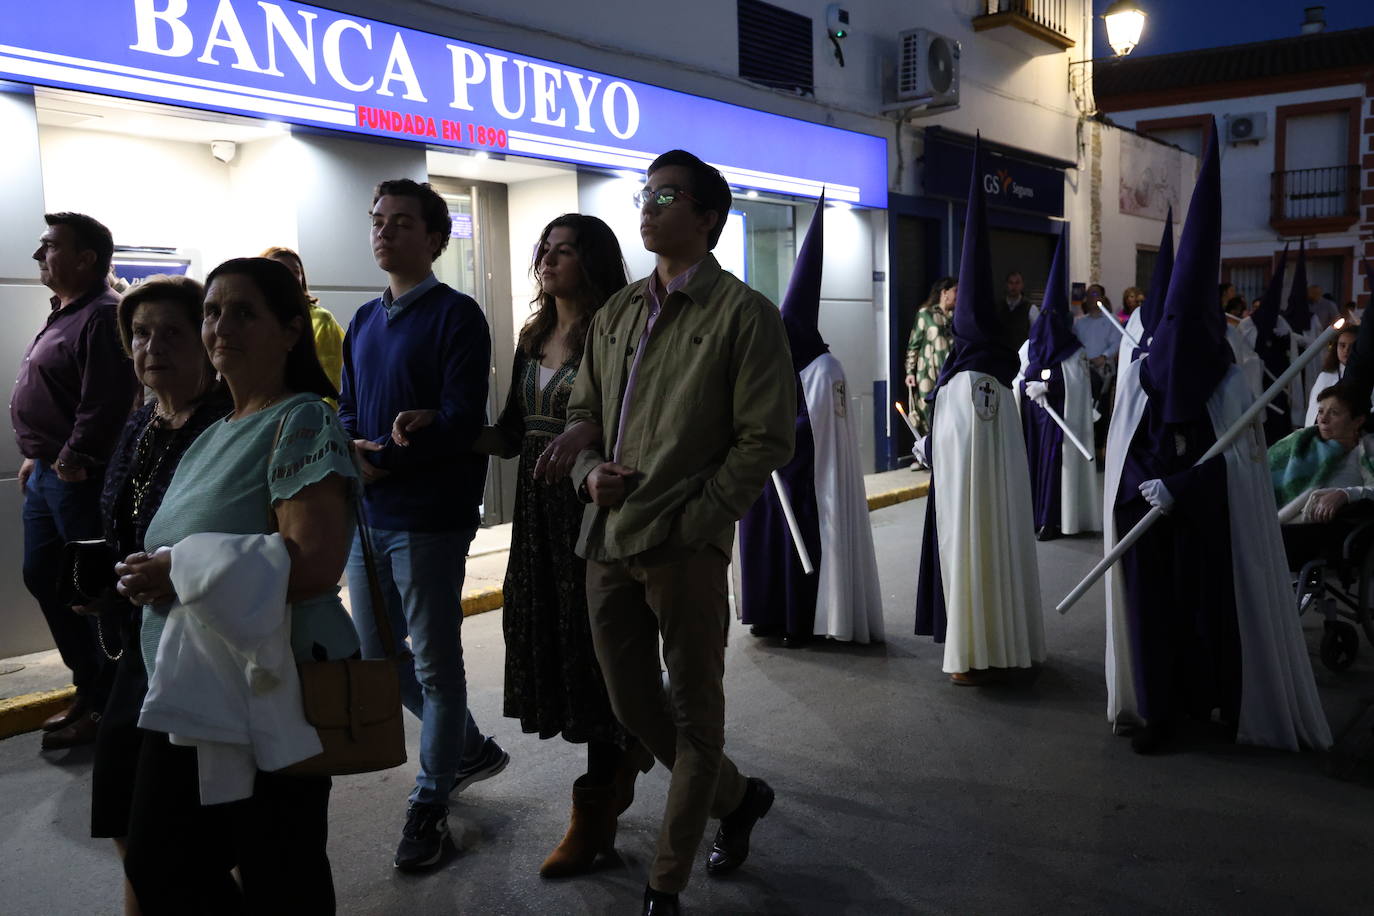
[1003,270,1040,346]
[1119,286,1144,323]
[566,150,795,916]
[13,212,140,750]
[88,276,233,915]
[338,179,508,872]
[261,247,344,407]
[1073,288,1120,454]
[903,277,956,436]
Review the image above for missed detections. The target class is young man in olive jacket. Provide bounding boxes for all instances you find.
[564,150,796,916]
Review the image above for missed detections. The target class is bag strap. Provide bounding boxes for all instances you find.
[267,404,403,660]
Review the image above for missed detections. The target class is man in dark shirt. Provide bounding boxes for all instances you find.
[1003,270,1039,347]
[12,212,139,749]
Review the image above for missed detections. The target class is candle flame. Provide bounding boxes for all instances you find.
[894,401,907,415]
[1334,318,1347,330]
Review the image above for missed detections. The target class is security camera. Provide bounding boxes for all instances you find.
[209,140,237,164]
[826,5,850,66]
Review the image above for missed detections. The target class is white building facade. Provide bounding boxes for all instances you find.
[1097,20,1374,310]
[0,0,1186,653]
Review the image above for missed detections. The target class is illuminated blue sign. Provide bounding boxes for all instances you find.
[0,0,888,207]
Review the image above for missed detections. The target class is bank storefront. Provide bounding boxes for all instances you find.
[0,0,890,654]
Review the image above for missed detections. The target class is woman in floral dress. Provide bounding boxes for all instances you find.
[475,214,652,878]
[904,276,957,436]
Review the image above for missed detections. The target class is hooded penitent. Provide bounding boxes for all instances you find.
[1103,118,1330,750]
[1018,228,1099,536]
[1283,238,1310,334]
[1249,245,1294,443]
[915,135,1044,672]
[738,196,884,644]
[1340,258,1374,411]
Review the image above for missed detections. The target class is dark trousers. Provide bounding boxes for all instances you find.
[586,545,749,894]
[124,732,335,915]
[21,459,108,703]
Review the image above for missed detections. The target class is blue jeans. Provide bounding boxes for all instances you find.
[22,459,108,702]
[347,526,484,806]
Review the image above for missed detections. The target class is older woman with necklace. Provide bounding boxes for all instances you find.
[118,258,357,914]
[83,275,231,916]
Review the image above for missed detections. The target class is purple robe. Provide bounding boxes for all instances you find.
[1116,407,1242,724]
[738,380,822,636]
[1018,369,1067,532]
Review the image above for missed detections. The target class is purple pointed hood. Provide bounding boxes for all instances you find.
[1249,244,1289,342]
[779,193,828,374]
[936,135,1020,388]
[1283,238,1309,332]
[1025,228,1080,373]
[1141,119,1234,424]
[1139,208,1174,345]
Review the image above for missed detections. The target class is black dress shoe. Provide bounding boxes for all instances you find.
[642,885,680,915]
[1130,719,1174,755]
[749,624,781,639]
[781,633,810,649]
[705,776,774,876]
[1035,526,1060,542]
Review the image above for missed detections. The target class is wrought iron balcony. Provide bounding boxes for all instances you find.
[972,0,1076,50]
[1270,164,1360,230]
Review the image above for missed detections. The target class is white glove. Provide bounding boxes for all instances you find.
[1024,380,1049,404]
[911,436,930,470]
[1138,479,1174,514]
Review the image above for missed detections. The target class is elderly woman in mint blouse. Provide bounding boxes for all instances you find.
[115,258,357,915]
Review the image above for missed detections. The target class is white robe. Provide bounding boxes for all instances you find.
[801,354,885,642]
[1103,364,1332,750]
[1014,344,1102,534]
[931,371,1045,673]
[1225,323,1264,399]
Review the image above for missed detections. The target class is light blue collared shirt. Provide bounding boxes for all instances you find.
[383,273,441,322]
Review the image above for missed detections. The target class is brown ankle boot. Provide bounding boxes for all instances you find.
[539,777,617,878]
[612,740,655,816]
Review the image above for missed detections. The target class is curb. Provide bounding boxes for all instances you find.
[0,686,76,740]
[2,483,929,740]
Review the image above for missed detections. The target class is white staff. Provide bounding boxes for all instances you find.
[1098,301,1142,349]
[1057,319,1347,614]
[1032,369,1094,462]
[770,471,814,575]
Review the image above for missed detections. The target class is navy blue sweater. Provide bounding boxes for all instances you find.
[339,283,490,531]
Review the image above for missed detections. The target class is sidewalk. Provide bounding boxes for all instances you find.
[0,467,928,738]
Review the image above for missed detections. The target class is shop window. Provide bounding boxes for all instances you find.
[722,197,797,306]
[738,0,814,96]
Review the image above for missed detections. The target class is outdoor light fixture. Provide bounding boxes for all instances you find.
[1067,0,1148,113]
[1102,0,1146,57]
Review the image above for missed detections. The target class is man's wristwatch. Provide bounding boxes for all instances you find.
[577,480,592,504]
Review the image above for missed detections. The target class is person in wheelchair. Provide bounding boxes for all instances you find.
[1270,383,1374,569]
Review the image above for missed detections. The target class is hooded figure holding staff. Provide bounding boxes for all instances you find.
[1015,228,1100,541]
[1103,122,1330,754]
[738,198,884,647]
[1242,245,1296,444]
[914,137,1045,685]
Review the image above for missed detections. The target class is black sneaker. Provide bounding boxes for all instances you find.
[394,802,452,871]
[452,737,510,794]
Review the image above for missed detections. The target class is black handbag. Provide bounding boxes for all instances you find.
[57,539,119,607]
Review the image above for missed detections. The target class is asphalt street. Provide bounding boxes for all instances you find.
[2,498,1372,915]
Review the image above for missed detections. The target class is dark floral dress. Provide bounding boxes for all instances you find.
[493,351,625,745]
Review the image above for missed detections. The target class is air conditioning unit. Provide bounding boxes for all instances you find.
[1224,112,1267,144]
[895,29,960,108]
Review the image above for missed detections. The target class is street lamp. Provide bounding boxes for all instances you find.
[1068,0,1149,112]
[1103,0,1147,57]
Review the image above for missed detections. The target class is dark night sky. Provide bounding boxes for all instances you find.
[1092,0,1374,57]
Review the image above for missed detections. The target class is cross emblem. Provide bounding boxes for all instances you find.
[973,376,999,421]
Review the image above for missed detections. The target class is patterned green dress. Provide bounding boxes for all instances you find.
[491,351,625,745]
[904,306,952,436]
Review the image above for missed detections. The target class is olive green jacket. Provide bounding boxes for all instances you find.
[567,254,797,562]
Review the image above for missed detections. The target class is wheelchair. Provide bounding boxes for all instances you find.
[1291,516,1374,672]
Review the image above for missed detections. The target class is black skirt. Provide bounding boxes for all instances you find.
[91,609,147,839]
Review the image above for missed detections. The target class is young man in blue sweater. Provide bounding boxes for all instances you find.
[338,178,508,872]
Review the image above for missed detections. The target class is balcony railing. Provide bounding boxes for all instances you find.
[972,0,1076,50]
[1270,165,1360,227]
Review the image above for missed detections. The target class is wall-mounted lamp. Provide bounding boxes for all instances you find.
[1068,0,1148,113]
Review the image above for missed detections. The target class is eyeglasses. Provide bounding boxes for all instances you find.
[632,184,699,210]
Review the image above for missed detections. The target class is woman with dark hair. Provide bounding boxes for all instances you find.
[85,275,231,915]
[903,276,956,436]
[410,213,647,877]
[1304,325,1357,426]
[118,258,357,913]
[260,246,345,403]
